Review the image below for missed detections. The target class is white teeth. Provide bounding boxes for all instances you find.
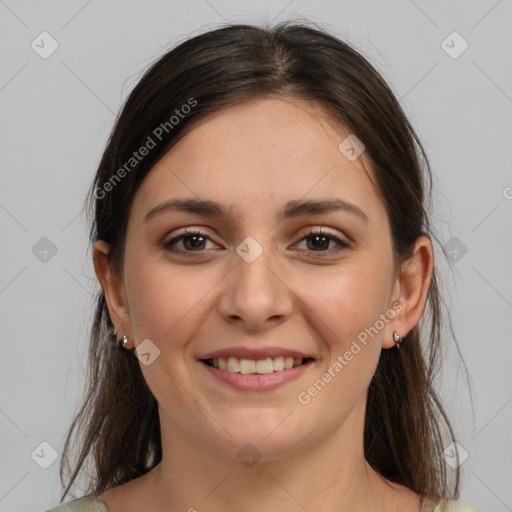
[272,356,285,371]
[255,358,273,374]
[210,356,305,374]
[227,357,240,372]
[284,357,294,369]
[239,359,256,374]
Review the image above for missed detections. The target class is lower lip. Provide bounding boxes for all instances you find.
[199,360,314,391]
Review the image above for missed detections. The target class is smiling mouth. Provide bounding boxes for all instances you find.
[201,357,315,374]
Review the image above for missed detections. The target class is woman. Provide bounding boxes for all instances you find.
[46,21,480,512]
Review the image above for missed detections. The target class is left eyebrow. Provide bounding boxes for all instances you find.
[144,197,369,223]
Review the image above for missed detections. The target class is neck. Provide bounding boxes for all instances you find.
[141,398,410,512]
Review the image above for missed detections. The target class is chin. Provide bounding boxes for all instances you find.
[216,410,312,460]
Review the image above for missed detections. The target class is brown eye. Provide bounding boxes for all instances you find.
[181,233,207,251]
[164,230,217,254]
[297,228,350,254]
[306,233,331,251]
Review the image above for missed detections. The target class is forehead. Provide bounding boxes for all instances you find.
[132,97,385,224]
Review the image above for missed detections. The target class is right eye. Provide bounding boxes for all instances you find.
[163,229,220,255]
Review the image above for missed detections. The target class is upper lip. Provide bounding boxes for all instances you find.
[198,347,315,360]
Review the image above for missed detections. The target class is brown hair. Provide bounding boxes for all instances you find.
[59,20,469,502]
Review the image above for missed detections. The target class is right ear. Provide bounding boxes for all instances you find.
[92,240,133,348]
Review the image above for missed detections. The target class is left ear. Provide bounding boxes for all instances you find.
[383,235,434,349]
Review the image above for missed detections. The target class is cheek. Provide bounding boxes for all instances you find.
[303,261,393,347]
[124,256,218,349]
[297,266,391,414]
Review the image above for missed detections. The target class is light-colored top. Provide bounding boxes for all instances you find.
[45,495,482,511]
[45,497,108,512]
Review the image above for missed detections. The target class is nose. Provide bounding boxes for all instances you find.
[217,243,294,332]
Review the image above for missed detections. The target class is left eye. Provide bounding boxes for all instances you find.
[163,228,350,255]
[296,229,350,253]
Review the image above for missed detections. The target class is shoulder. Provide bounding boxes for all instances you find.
[44,496,109,512]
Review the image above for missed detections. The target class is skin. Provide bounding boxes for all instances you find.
[93,97,433,512]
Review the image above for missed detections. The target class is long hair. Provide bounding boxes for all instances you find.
[59,20,468,502]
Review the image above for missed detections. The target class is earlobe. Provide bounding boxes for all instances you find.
[383,236,434,349]
[92,240,132,346]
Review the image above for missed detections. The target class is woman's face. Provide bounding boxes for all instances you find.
[105,97,406,460]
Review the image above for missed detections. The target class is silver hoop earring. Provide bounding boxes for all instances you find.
[117,334,128,349]
[393,331,402,349]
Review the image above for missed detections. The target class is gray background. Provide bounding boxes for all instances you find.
[1,1,511,511]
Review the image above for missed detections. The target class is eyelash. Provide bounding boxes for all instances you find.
[163,227,351,257]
